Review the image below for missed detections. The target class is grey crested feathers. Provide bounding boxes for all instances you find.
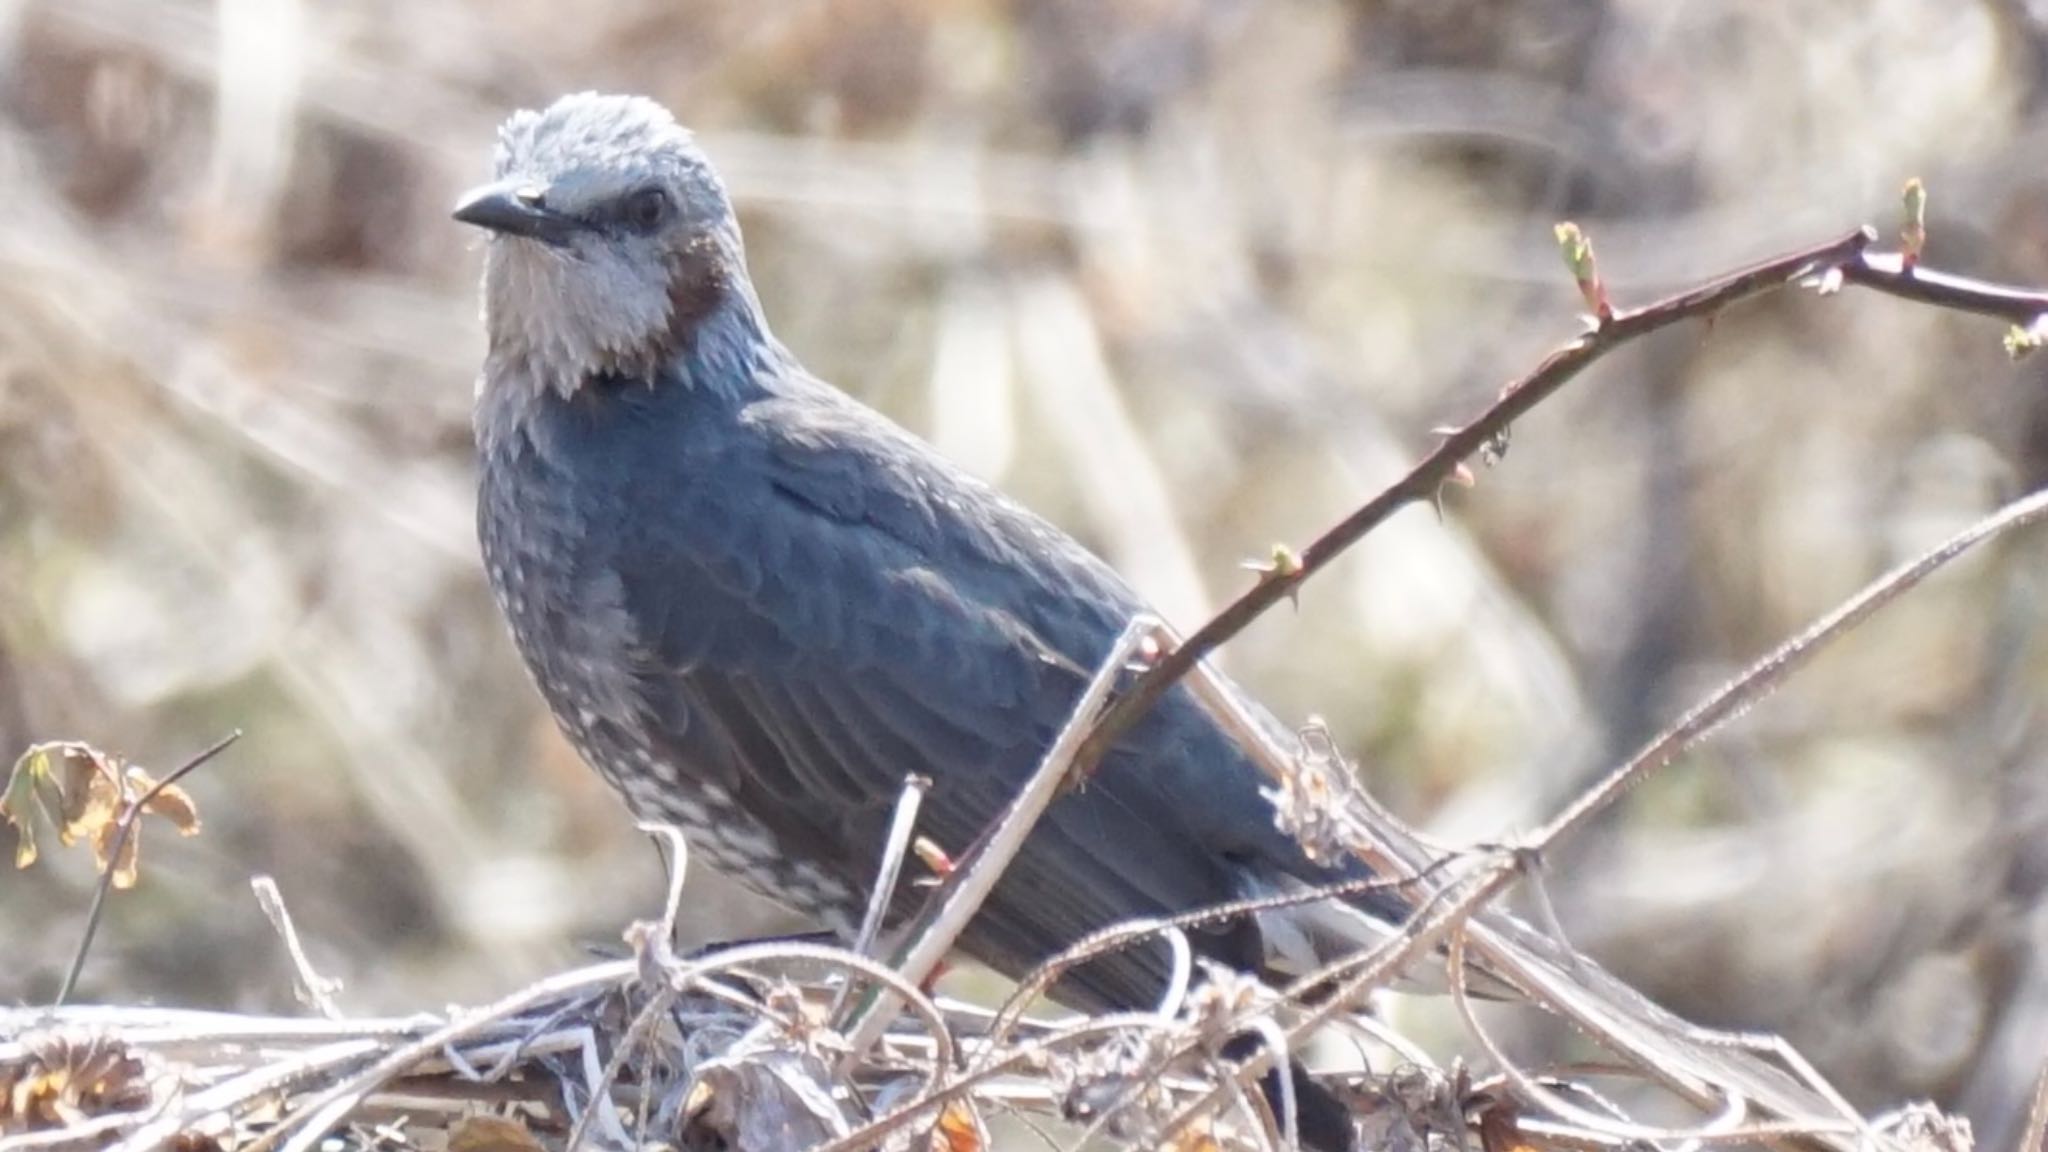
[467,92,757,435]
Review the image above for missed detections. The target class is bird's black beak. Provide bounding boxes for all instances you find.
[452,180,579,244]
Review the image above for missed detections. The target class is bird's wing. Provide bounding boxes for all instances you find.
[609,381,1293,1008]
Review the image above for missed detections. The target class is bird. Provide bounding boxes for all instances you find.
[456,92,1408,1150]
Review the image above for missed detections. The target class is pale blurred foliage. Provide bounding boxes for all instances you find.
[3,0,2048,1142]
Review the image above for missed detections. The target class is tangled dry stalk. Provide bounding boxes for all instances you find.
[5,199,2048,1152]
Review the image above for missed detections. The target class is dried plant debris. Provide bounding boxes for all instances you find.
[0,943,1978,1152]
[928,1100,986,1152]
[682,1045,852,1150]
[1,740,202,887]
[445,1113,548,1152]
[1262,720,1356,866]
[0,1029,167,1135]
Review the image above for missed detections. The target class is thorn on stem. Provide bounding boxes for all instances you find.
[912,836,956,885]
[1240,545,1305,610]
[1436,413,1511,469]
[1125,627,1168,673]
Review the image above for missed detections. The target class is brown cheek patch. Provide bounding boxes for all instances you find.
[662,233,732,355]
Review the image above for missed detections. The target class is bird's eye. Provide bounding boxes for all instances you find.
[622,187,670,233]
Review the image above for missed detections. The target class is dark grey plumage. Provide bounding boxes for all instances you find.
[457,93,1406,1020]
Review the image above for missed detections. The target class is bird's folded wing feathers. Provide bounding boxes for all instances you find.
[611,384,1294,1006]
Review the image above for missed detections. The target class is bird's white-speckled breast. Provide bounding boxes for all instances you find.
[477,437,859,932]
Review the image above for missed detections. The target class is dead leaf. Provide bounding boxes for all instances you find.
[686,1048,850,1151]
[0,746,48,868]
[448,1114,548,1152]
[55,744,117,844]
[93,814,140,890]
[929,1100,984,1152]
[0,742,206,888]
[1474,1092,1533,1152]
[133,769,201,835]
[0,1031,156,1135]
[1161,1117,1222,1152]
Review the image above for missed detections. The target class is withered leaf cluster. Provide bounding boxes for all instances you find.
[0,1030,159,1135]
[0,741,202,888]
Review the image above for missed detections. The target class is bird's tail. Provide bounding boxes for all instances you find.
[1242,868,1520,999]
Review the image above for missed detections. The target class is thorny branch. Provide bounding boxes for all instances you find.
[1142,482,2048,1152]
[1070,223,2048,784]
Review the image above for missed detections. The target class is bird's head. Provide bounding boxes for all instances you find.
[455,93,755,398]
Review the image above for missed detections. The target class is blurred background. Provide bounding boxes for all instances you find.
[3,0,2047,1142]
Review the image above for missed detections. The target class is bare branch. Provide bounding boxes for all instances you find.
[250,876,343,1020]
